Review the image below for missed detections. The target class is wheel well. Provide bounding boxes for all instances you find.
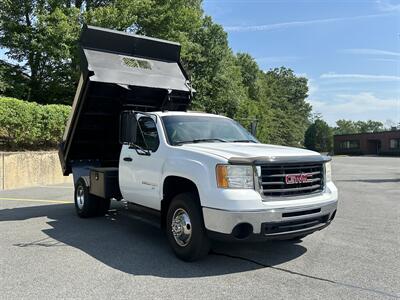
[161,176,199,229]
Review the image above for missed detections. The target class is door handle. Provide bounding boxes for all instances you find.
[123,157,133,162]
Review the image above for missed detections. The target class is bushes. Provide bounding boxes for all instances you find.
[0,97,71,150]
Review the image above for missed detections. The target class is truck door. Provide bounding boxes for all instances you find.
[119,115,164,210]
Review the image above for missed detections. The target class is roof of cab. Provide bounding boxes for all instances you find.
[153,111,230,118]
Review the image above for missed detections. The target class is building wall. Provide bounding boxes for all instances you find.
[334,131,400,156]
[0,151,72,190]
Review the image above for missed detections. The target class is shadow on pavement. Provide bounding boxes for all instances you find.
[0,202,307,278]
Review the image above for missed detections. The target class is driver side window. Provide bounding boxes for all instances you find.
[136,117,159,152]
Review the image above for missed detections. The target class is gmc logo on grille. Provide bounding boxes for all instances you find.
[285,173,312,185]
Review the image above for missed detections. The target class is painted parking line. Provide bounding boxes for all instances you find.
[0,197,72,204]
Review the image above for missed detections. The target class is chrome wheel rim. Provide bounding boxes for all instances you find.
[76,185,85,209]
[171,208,192,247]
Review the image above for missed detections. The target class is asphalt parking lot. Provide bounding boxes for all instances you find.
[0,156,399,299]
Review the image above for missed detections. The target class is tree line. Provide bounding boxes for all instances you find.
[0,0,311,147]
[0,0,392,150]
[304,118,397,153]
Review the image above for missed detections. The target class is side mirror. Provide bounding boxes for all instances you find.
[120,111,137,144]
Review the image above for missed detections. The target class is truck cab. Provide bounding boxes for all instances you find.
[59,26,338,261]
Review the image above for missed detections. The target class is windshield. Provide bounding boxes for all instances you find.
[162,115,258,145]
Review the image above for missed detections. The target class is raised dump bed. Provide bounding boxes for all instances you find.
[59,25,193,176]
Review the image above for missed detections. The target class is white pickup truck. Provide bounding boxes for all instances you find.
[60,26,338,261]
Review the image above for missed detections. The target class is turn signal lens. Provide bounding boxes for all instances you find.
[216,165,229,188]
[216,165,254,189]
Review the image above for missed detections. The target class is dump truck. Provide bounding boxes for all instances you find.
[59,25,338,261]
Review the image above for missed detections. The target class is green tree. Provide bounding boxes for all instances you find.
[334,119,358,135]
[0,61,30,98]
[334,119,384,134]
[187,16,247,117]
[261,68,311,146]
[84,0,151,31]
[304,118,333,153]
[1,0,314,148]
[133,0,202,63]
[235,67,311,146]
[235,98,272,143]
[0,0,150,104]
[355,120,384,133]
[236,53,259,100]
[0,1,81,103]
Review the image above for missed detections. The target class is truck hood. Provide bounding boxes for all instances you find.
[181,142,322,163]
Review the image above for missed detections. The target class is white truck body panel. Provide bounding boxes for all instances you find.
[118,111,338,236]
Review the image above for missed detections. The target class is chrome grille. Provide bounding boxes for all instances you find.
[259,163,324,197]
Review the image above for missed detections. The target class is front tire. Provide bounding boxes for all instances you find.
[74,177,110,218]
[166,192,210,261]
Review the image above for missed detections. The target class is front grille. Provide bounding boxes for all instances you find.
[262,214,329,235]
[259,163,324,197]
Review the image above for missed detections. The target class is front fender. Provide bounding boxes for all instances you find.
[161,157,215,206]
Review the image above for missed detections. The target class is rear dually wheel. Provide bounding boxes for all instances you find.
[74,176,110,218]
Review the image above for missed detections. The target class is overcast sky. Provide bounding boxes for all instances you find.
[204,0,400,126]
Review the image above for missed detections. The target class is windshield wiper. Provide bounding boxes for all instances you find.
[231,139,257,143]
[174,138,227,145]
[193,138,227,143]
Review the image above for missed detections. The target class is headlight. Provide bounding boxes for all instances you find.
[216,165,254,189]
[325,161,332,182]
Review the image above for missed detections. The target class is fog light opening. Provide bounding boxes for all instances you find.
[232,223,253,240]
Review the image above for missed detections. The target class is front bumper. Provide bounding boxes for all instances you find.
[203,200,337,241]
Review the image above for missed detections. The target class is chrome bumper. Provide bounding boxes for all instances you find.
[202,200,337,237]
